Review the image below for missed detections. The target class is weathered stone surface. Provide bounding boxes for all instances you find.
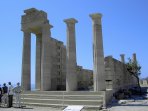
[120,54,125,63]
[40,24,52,91]
[21,9,53,91]
[64,18,78,91]
[35,34,42,90]
[90,13,106,91]
[21,8,138,95]
[21,31,31,90]
[105,56,137,91]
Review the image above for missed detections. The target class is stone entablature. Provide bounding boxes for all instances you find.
[21,8,52,34]
[22,8,48,24]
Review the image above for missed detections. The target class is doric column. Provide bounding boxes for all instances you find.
[90,13,105,91]
[64,18,78,91]
[120,54,125,63]
[41,24,52,91]
[35,34,42,90]
[21,30,31,91]
[132,53,137,62]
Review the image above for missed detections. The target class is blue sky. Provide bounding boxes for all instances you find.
[0,0,148,85]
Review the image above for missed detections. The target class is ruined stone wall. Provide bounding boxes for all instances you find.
[105,56,137,91]
[77,66,93,90]
[49,38,66,90]
[48,37,94,91]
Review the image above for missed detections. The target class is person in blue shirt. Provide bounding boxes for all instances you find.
[1,83,8,107]
[0,84,2,106]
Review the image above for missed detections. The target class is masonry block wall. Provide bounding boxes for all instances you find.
[77,66,93,90]
[49,38,66,90]
[105,56,137,91]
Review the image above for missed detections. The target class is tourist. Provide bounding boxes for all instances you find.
[13,82,22,108]
[1,83,8,107]
[0,84,2,106]
[8,82,13,107]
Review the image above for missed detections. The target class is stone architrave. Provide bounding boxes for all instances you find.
[64,18,78,91]
[120,54,125,63]
[21,30,31,90]
[90,13,105,91]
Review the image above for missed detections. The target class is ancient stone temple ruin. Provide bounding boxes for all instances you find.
[21,8,137,107]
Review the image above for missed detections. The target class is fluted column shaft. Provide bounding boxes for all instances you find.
[35,34,42,90]
[90,13,105,91]
[41,24,52,91]
[64,18,78,91]
[21,31,31,90]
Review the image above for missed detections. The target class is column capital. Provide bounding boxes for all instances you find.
[64,18,78,24]
[41,23,53,29]
[90,13,102,19]
[120,54,125,57]
[22,29,31,33]
[90,13,102,24]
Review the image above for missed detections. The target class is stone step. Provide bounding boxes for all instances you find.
[21,102,102,109]
[20,91,104,108]
[21,98,103,106]
[23,91,104,95]
[22,94,103,100]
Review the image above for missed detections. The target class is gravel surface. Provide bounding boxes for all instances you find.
[107,97,148,111]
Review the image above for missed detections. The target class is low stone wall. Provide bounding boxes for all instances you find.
[103,89,114,107]
[77,66,93,90]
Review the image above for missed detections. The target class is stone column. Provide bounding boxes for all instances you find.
[64,18,78,91]
[120,54,125,63]
[21,30,31,90]
[35,34,42,90]
[132,53,137,86]
[132,53,137,62]
[41,24,52,91]
[90,13,105,91]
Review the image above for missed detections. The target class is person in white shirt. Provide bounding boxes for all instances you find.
[13,82,22,108]
[8,82,13,107]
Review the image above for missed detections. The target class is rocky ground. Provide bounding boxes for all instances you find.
[107,97,148,111]
[0,106,62,111]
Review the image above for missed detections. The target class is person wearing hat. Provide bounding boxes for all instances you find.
[8,82,13,107]
[13,82,22,108]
